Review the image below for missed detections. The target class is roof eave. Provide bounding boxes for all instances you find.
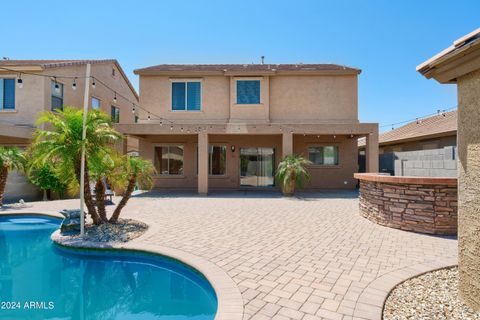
[134,69,361,76]
[417,30,480,83]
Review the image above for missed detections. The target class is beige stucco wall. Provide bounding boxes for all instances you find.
[457,68,480,310]
[0,62,137,130]
[139,75,230,122]
[270,75,358,122]
[4,170,42,202]
[138,134,357,190]
[294,135,358,189]
[138,74,359,123]
[0,73,45,126]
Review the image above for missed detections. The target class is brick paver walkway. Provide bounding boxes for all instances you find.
[4,191,458,319]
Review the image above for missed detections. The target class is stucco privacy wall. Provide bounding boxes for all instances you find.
[4,171,42,202]
[457,68,480,310]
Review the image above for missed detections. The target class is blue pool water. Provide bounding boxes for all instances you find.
[0,215,217,320]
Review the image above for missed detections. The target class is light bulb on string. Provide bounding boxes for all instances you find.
[113,92,117,103]
[92,77,96,89]
[132,104,136,113]
[17,74,23,89]
[147,113,151,121]
[54,78,60,94]
[72,77,77,90]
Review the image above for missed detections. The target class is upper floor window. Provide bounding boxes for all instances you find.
[0,79,15,110]
[51,81,64,111]
[237,80,260,104]
[111,106,120,123]
[171,81,201,111]
[91,97,101,110]
[308,146,339,165]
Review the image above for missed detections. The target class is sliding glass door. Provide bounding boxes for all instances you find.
[240,148,275,187]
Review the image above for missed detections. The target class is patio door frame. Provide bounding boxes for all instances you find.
[239,147,276,188]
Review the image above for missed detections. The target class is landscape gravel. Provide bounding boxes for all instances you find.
[384,266,480,320]
[84,219,148,242]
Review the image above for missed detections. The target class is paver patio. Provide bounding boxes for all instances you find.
[3,191,458,320]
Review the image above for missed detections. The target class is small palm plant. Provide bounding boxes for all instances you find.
[276,154,311,196]
[30,107,121,224]
[0,147,25,206]
[109,155,155,223]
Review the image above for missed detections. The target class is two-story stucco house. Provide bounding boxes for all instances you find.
[116,64,379,194]
[0,59,139,201]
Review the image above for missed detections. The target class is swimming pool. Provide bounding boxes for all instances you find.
[0,215,217,320]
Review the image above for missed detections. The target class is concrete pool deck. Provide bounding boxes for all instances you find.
[1,190,458,320]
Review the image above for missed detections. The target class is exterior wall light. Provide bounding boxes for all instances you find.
[231,145,235,153]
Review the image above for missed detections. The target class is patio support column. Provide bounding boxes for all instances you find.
[282,132,293,158]
[365,131,379,172]
[198,132,209,195]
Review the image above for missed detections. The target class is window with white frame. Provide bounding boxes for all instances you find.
[91,97,101,110]
[51,81,64,111]
[154,145,184,175]
[308,146,339,165]
[171,81,201,111]
[236,80,260,104]
[0,78,15,110]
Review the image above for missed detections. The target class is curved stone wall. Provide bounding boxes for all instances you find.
[354,173,457,235]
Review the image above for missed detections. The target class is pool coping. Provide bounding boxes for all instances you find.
[2,211,243,320]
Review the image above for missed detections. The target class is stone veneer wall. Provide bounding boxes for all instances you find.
[357,178,457,235]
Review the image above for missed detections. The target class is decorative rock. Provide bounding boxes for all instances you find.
[384,266,480,319]
[60,209,84,235]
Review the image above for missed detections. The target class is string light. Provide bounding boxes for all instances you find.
[92,77,96,89]
[53,77,60,93]
[170,125,173,131]
[113,92,117,103]
[147,113,151,121]
[17,74,23,88]
[72,77,77,91]
[160,121,163,126]
[132,104,136,113]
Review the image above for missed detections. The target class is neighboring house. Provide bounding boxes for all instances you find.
[358,110,458,176]
[0,59,139,202]
[116,64,379,194]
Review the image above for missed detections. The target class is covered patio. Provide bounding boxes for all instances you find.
[116,122,379,194]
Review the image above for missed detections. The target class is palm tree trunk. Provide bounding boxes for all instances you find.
[95,178,108,222]
[109,176,136,223]
[74,161,101,225]
[0,166,8,206]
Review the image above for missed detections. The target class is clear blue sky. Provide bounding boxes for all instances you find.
[3,1,478,132]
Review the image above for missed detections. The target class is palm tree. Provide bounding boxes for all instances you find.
[0,147,25,206]
[89,149,120,223]
[109,155,155,223]
[276,154,311,196]
[30,107,121,224]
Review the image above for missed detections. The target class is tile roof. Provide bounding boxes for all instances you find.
[0,59,117,69]
[358,110,457,147]
[134,63,360,75]
[0,59,138,100]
